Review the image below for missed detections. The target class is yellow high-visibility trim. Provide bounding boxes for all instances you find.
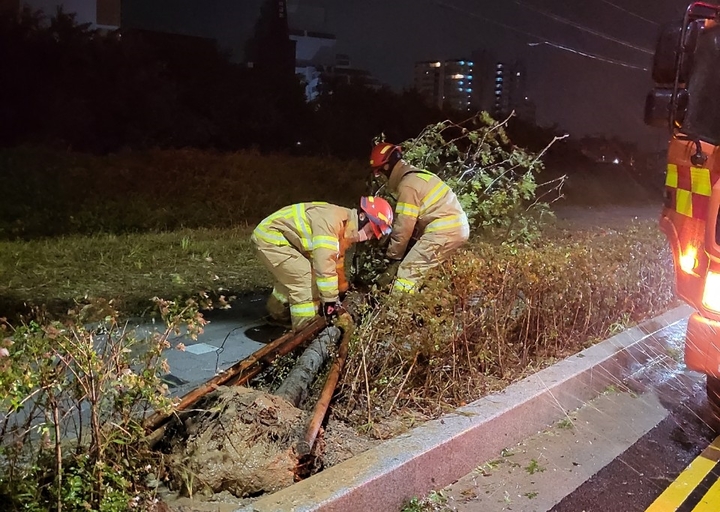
[676,189,693,217]
[380,145,392,155]
[292,204,312,251]
[396,202,420,218]
[290,302,316,318]
[253,227,290,246]
[645,442,719,512]
[415,171,433,182]
[316,275,338,292]
[312,235,339,252]
[422,181,450,211]
[691,167,712,196]
[272,288,288,303]
[393,277,416,293]
[426,214,468,233]
[666,164,678,188]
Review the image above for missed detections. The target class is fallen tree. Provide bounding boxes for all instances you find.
[275,326,342,407]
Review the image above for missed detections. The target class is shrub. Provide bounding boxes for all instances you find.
[337,223,675,428]
[0,296,207,511]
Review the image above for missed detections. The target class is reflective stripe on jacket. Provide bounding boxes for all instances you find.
[253,203,358,302]
[386,161,468,260]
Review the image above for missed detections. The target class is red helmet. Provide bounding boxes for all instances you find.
[370,143,402,171]
[360,196,394,239]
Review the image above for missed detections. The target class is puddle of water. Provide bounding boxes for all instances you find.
[161,374,189,389]
[245,324,288,343]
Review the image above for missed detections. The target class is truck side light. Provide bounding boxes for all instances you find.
[703,271,720,313]
[680,246,698,274]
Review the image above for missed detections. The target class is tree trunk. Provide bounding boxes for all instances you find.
[275,326,341,407]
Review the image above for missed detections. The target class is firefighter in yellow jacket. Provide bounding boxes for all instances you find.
[252,197,394,330]
[370,142,469,293]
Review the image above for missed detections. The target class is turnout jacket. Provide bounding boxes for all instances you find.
[385,161,468,260]
[252,202,358,303]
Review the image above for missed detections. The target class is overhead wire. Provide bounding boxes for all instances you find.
[432,0,649,71]
[527,41,648,71]
[597,0,660,26]
[514,0,654,55]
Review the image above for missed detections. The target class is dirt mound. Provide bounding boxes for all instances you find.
[165,386,305,498]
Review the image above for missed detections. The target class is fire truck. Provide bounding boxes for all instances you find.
[645,2,720,418]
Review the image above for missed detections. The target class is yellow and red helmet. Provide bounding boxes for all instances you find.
[370,143,402,172]
[360,196,393,239]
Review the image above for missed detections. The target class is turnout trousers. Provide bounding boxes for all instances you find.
[252,236,318,330]
[393,223,470,293]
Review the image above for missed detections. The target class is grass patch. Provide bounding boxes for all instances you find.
[0,227,269,319]
[0,147,367,239]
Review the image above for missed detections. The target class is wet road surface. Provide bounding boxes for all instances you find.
[441,316,720,512]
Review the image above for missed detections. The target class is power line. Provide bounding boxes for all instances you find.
[432,0,649,71]
[528,41,648,71]
[514,0,654,55]
[597,0,660,26]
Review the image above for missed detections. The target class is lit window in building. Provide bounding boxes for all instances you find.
[431,62,441,68]
[451,74,465,79]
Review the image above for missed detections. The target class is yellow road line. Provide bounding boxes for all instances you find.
[690,477,720,511]
[646,437,720,512]
[646,456,717,512]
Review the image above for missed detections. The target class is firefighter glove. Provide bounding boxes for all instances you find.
[322,301,342,321]
[376,259,401,288]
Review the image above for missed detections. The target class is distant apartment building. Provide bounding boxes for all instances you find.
[414,61,443,108]
[414,59,474,112]
[415,54,535,122]
[8,0,120,29]
[493,60,535,121]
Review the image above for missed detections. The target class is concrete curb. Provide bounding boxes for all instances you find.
[239,305,693,512]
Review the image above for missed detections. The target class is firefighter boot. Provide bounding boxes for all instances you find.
[266,293,291,326]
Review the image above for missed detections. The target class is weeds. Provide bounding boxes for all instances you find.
[402,490,450,512]
[557,417,574,429]
[525,459,546,475]
[0,297,207,510]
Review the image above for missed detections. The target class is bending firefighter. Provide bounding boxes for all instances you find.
[252,197,394,330]
[370,142,469,293]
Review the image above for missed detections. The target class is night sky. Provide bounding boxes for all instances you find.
[126,0,694,151]
[322,0,691,150]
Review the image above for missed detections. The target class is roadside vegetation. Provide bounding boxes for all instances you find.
[0,7,674,511]
[0,114,673,509]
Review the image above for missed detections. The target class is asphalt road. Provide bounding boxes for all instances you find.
[550,381,716,512]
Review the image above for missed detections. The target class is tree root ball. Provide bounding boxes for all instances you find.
[165,386,306,498]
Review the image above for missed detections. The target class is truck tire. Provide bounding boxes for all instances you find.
[706,375,720,426]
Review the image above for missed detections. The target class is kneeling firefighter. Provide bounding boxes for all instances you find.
[370,142,470,293]
[251,197,394,330]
